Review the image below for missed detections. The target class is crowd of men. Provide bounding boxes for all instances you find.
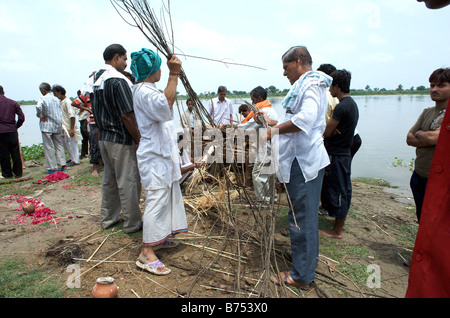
[0,0,448,297]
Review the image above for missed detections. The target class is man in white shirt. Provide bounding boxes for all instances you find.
[238,86,279,206]
[180,98,201,129]
[208,86,233,125]
[130,48,186,276]
[52,85,81,166]
[267,46,331,290]
[36,82,66,174]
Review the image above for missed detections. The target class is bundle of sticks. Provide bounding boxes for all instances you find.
[111,0,214,128]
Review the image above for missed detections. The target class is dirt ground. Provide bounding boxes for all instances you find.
[0,158,417,299]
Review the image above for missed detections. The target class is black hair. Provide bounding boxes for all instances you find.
[250,86,268,100]
[429,68,450,84]
[217,86,227,93]
[317,64,337,76]
[103,44,127,62]
[238,104,250,113]
[330,69,352,94]
[52,85,66,96]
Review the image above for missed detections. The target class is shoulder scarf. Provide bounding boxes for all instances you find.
[240,99,272,124]
[92,64,133,91]
[282,71,332,112]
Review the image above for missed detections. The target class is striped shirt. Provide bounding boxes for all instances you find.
[36,93,62,134]
[92,67,135,145]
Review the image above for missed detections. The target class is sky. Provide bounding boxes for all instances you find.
[0,0,449,101]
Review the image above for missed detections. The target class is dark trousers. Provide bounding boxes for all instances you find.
[80,119,90,158]
[351,133,362,159]
[0,131,22,178]
[286,159,324,284]
[410,171,427,222]
[321,155,352,219]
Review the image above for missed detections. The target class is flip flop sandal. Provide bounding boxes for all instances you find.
[136,259,171,275]
[153,240,179,251]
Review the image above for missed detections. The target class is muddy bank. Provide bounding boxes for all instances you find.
[0,158,417,298]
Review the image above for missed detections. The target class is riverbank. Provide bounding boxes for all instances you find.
[16,90,429,106]
[0,157,417,298]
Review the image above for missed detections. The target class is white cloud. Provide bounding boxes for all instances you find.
[176,21,224,52]
[355,2,382,29]
[0,4,36,37]
[334,24,357,37]
[0,60,41,72]
[287,21,316,39]
[367,33,388,46]
[360,52,396,64]
[0,48,41,72]
[405,49,421,57]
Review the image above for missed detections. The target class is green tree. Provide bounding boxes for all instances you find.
[416,85,427,91]
[267,85,279,94]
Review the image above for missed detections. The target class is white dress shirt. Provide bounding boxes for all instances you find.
[274,85,330,183]
[238,106,279,163]
[132,82,181,190]
[208,97,233,125]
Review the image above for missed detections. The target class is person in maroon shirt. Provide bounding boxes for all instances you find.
[405,0,450,298]
[0,85,25,179]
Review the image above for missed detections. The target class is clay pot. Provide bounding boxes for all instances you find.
[22,202,35,215]
[92,277,119,298]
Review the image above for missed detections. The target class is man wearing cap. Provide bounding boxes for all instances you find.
[130,49,186,275]
[91,44,142,235]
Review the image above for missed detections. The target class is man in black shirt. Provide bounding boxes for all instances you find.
[320,69,359,239]
[92,44,142,234]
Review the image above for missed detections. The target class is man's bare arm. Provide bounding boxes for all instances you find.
[121,112,141,145]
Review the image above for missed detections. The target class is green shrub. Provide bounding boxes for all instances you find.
[21,143,45,161]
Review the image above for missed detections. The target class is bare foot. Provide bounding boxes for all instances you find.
[319,229,343,239]
[326,218,345,230]
[91,169,98,177]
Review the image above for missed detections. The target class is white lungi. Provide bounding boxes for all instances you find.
[132,82,188,246]
[142,180,187,246]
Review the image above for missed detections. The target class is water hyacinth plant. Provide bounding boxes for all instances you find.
[21,144,45,161]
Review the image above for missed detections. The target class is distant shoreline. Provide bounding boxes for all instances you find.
[17,91,429,106]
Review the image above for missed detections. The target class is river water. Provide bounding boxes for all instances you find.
[18,94,432,194]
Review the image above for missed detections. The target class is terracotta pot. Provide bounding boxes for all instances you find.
[92,277,119,298]
[22,202,35,215]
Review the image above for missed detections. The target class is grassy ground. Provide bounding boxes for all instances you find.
[1,152,416,298]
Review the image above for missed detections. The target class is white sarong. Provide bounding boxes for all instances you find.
[142,180,188,246]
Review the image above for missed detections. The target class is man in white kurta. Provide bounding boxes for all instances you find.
[133,82,187,246]
[238,88,279,205]
[130,48,186,275]
[57,91,82,165]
